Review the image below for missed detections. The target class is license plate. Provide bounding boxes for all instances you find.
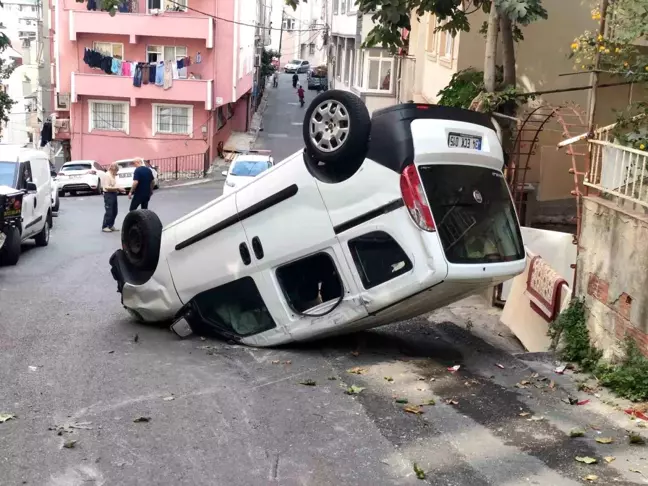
[119,173,131,178]
[448,133,482,150]
[70,175,83,179]
[4,209,20,218]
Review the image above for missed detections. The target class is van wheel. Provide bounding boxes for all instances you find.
[95,180,102,195]
[121,209,162,272]
[0,226,21,266]
[34,217,50,246]
[303,90,370,166]
[52,197,60,213]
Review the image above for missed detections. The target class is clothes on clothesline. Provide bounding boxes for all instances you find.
[87,0,130,12]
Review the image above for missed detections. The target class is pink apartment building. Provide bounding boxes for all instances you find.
[51,0,257,166]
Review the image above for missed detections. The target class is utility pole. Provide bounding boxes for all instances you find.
[278,10,285,63]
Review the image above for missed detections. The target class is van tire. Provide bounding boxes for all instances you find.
[0,226,21,266]
[303,90,370,167]
[34,217,50,246]
[121,209,162,272]
[52,197,60,212]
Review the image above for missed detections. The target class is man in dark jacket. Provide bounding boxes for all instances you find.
[128,158,154,211]
[292,73,298,88]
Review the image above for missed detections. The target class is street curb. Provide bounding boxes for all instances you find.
[158,178,222,189]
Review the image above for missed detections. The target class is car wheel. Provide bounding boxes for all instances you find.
[121,209,163,273]
[95,179,102,195]
[58,190,64,197]
[302,89,370,166]
[52,196,60,212]
[0,226,21,266]
[34,216,50,246]
[70,190,77,196]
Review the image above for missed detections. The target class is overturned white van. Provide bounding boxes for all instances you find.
[109,90,526,346]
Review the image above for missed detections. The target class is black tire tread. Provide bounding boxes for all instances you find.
[121,209,163,273]
[34,217,50,246]
[0,226,21,266]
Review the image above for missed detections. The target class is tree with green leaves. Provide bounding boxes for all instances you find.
[0,5,17,130]
[569,0,648,150]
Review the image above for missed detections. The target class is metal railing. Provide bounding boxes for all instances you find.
[148,151,209,182]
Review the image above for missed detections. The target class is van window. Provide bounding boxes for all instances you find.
[0,162,18,187]
[191,277,276,337]
[276,253,343,313]
[348,231,413,289]
[20,162,32,190]
[418,165,525,264]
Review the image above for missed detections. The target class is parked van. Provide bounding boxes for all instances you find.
[110,91,526,346]
[0,145,54,265]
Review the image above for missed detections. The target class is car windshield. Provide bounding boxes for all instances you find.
[290,60,301,65]
[0,162,18,187]
[230,160,271,177]
[62,163,91,171]
[117,161,137,168]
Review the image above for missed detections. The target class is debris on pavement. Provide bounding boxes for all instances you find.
[519,412,530,417]
[347,367,367,375]
[345,385,365,395]
[384,376,394,382]
[133,416,151,423]
[0,413,16,423]
[299,380,317,387]
[595,437,613,444]
[625,408,648,422]
[421,399,436,406]
[404,405,423,415]
[604,456,616,463]
[163,396,175,401]
[527,416,545,422]
[395,398,409,404]
[271,360,280,364]
[628,432,646,445]
[577,399,591,406]
[133,333,139,343]
[413,463,426,480]
[495,363,505,369]
[447,365,461,373]
[63,439,78,449]
[328,376,337,380]
[583,474,598,482]
[445,399,459,406]
[554,364,567,374]
[575,456,597,464]
[569,428,585,438]
[28,366,39,371]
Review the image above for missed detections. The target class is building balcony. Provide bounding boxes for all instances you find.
[69,9,214,48]
[71,72,214,110]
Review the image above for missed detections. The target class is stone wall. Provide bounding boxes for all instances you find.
[577,196,648,359]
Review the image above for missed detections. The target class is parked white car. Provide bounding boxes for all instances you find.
[114,158,160,192]
[109,91,526,347]
[51,171,60,212]
[0,145,53,265]
[284,59,309,74]
[222,152,273,196]
[57,160,105,196]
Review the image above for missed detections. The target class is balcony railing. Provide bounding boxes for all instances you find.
[149,151,209,181]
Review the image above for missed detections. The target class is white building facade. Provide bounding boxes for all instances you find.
[278,0,327,68]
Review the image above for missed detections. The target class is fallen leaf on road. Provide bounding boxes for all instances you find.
[515,382,530,389]
[583,474,598,482]
[519,412,530,417]
[413,463,426,480]
[63,439,77,449]
[549,380,556,389]
[133,416,151,423]
[0,413,15,423]
[577,399,591,406]
[395,398,409,404]
[569,428,585,438]
[625,409,648,422]
[629,468,645,476]
[28,366,38,371]
[495,363,505,369]
[283,360,292,365]
[347,367,367,375]
[447,365,461,373]
[345,385,365,395]
[384,376,394,382]
[629,433,646,445]
[445,399,459,406]
[108,350,114,354]
[163,396,175,401]
[603,456,615,463]
[299,380,317,387]
[417,377,426,381]
[328,376,337,381]
[133,334,139,343]
[527,416,545,422]
[404,405,423,414]
[575,456,598,464]
[637,422,647,428]
[271,360,280,364]
[595,437,613,444]
[422,399,436,406]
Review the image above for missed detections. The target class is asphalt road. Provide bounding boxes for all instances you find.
[1,81,647,485]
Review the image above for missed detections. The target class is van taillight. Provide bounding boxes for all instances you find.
[400,164,435,232]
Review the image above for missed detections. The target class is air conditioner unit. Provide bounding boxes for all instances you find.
[56,92,70,110]
[53,118,70,137]
[150,8,160,15]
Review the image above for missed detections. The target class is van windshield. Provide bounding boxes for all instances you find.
[418,164,524,264]
[0,162,18,187]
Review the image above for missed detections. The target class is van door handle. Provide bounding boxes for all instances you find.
[239,242,251,266]
[251,236,264,260]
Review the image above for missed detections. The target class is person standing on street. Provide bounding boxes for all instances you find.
[102,163,125,232]
[292,73,298,88]
[128,157,154,211]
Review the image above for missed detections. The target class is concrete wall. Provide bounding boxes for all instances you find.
[577,196,648,359]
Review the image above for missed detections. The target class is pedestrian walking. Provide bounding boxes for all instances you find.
[297,84,305,107]
[102,163,125,232]
[292,73,298,88]
[128,157,155,211]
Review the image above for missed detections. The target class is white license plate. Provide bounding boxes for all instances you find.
[448,133,482,150]
[118,173,131,178]
[70,175,83,179]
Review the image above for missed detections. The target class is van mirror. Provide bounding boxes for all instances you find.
[26,182,37,192]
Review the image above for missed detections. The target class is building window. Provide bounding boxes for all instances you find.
[344,39,354,85]
[152,103,193,135]
[348,231,413,289]
[425,15,437,54]
[147,45,188,78]
[340,0,346,14]
[355,49,364,88]
[333,0,338,15]
[282,18,294,31]
[438,21,455,61]
[309,43,315,55]
[89,100,129,133]
[336,41,343,80]
[347,0,355,13]
[360,49,393,92]
[148,0,187,11]
[93,42,123,59]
